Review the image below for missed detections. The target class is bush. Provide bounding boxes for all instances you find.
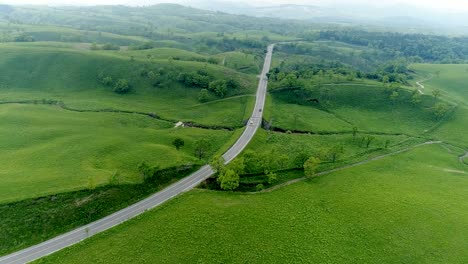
[138,163,195,184]
[209,80,228,98]
[172,138,185,150]
[198,89,210,103]
[113,79,131,94]
[256,184,265,191]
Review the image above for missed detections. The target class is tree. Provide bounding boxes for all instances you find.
[277,154,289,170]
[210,155,225,174]
[226,78,240,90]
[352,127,358,140]
[113,79,131,94]
[364,136,376,148]
[432,103,450,120]
[243,149,263,173]
[102,76,113,86]
[90,43,99,50]
[198,89,210,103]
[217,169,239,191]
[432,89,441,100]
[304,157,320,178]
[172,138,185,150]
[256,184,265,191]
[382,75,390,86]
[390,91,399,102]
[227,157,245,175]
[266,171,277,184]
[137,162,159,182]
[293,152,310,168]
[328,145,344,162]
[209,80,228,98]
[87,175,97,190]
[384,139,391,149]
[411,91,422,105]
[194,139,211,160]
[281,73,300,90]
[147,71,156,79]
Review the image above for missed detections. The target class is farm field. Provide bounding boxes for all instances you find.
[36,144,468,263]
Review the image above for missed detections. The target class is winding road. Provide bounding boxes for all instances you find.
[416,74,433,94]
[0,44,275,264]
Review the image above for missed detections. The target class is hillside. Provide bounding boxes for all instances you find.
[0,3,467,263]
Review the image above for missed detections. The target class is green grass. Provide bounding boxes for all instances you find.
[411,64,468,147]
[0,23,150,45]
[241,129,412,170]
[0,104,233,203]
[36,144,468,263]
[412,64,468,106]
[0,44,257,127]
[214,51,262,74]
[0,167,198,256]
[270,84,439,135]
[268,95,352,132]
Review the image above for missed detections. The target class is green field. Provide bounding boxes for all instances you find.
[0,42,259,202]
[0,104,233,203]
[0,45,257,126]
[269,84,440,135]
[1,4,468,262]
[411,64,468,147]
[37,144,468,263]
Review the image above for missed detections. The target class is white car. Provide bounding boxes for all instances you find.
[249,120,254,125]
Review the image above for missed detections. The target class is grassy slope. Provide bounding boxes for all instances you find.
[412,64,468,148]
[0,44,257,127]
[269,84,438,135]
[0,104,233,203]
[267,95,352,132]
[37,144,468,263]
[243,129,411,168]
[0,23,150,45]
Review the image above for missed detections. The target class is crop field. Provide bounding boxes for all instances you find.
[37,144,468,263]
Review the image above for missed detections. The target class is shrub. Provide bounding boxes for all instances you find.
[172,138,185,150]
[198,89,210,103]
[113,79,131,94]
[256,184,265,191]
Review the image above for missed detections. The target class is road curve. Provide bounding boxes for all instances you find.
[0,44,274,264]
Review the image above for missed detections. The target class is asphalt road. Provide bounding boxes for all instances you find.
[0,44,274,264]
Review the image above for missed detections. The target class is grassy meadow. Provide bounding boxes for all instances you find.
[268,84,439,135]
[411,64,468,147]
[36,144,468,263]
[0,104,233,203]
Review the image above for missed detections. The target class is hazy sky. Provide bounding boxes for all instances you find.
[1,0,468,12]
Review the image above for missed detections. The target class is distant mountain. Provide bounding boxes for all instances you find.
[184,1,468,34]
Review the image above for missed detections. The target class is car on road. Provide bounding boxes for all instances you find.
[249,120,254,125]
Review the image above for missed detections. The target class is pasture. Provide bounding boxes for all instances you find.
[36,144,468,263]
